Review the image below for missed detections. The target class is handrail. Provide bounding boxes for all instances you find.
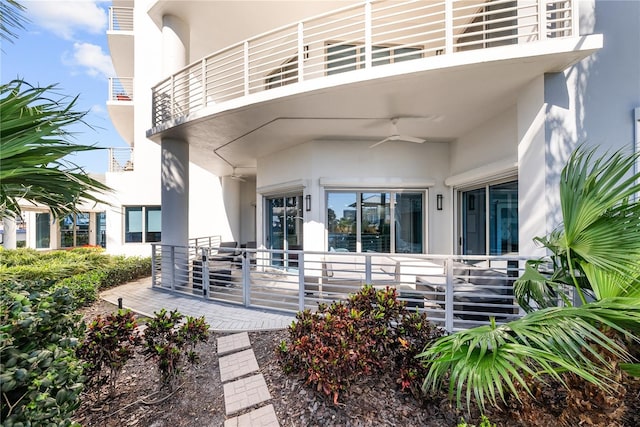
[109,7,134,32]
[150,0,577,128]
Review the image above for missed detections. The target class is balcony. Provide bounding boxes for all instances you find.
[151,0,584,130]
[107,77,134,145]
[107,6,134,78]
[108,147,134,172]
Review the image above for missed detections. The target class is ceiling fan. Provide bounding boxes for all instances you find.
[369,117,426,149]
[229,167,246,182]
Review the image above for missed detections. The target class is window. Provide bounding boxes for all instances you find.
[327,191,424,253]
[35,213,50,249]
[459,180,518,255]
[60,213,89,248]
[125,206,161,243]
[326,43,422,75]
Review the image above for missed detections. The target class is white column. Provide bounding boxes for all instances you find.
[161,138,189,287]
[2,216,17,249]
[221,176,240,242]
[162,15,188,74]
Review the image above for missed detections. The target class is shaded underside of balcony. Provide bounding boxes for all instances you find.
[146,34,601,176]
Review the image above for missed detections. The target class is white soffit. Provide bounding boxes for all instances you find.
[256,179,308,196]
[319,177,435,188]
[445,159,518,188]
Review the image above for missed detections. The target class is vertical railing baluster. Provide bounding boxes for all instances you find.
[539,0,547,41]
[365,254,372,285]
[202,247,209,299]
[151,244,157,287]
[445,0,453,54]
[364,0,372,69]
[201,58,207,107]
[445,258,454,332]
[298,252,305,311]
[244,41,250,96]
[297,22,305,83]
[571,0,579,37]
[170,245,176,291]
[243,249,251,307]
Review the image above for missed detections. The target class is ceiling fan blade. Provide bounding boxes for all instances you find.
[397,135,426,144]
[369,137,392,149]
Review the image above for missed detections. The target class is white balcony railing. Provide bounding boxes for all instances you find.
[109,77,134,102]
[152,244,532,332]
[151,0,577,128]
[109,7,134,32]
[108,147,134,172]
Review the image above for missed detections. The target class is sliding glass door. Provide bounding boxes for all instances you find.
[460,181,518,255]
[266,195,303,267]
[327,191,424,253]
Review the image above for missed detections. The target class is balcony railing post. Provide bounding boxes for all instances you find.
[243,41,250,96]
[170,75,175,119]
[202,247,210,299]
[572,0,579,37]
[151,244,157,287]
[365,254,372,284]
[539,0,547,41]
[170,245,176,291]
[444,258,454,332]
[445,0,453,54]
[298,252,305,311]
[201,58,207,106]
[109,7,114,31]
[364,0,372,69]
[297,22,305,83]
[243,250,251,307]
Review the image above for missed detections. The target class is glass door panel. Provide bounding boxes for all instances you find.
[489,182,518,254]
[267,195,304,267]
[327,193,357,252]
[395,193,423,253]
[361,192,390,253]
[96,212,106,248]
[75,213,90,246]
[60,215,75,248]
[36,213,51,249]
[461,188,486,255]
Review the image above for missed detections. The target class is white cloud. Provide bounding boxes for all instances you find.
[25,1,107,40]
[69,42,115,78]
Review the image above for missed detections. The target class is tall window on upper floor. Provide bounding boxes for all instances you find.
[125,206,161,243]
[459,180,518,255]
[327,191,424,253]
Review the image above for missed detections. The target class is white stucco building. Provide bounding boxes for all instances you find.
[101,0,638,261]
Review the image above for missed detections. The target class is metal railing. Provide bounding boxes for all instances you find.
[109,7,134,32]
[109,77,134,102]
[151,0,577,127]
[108,148,134,172]
[151,244,533,332]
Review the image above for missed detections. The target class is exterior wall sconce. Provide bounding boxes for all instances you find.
[305,194,311,211]
[436,194,443,211]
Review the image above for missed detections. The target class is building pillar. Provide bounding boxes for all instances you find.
[161,138,189,287]
[162,15,189,74]
[2,216,17,249]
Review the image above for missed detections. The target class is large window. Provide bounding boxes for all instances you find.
[125,206,161,243]
[60,213,89,248]
[327,191,424,253]
[459,180,518,255]
[35,213,50,249]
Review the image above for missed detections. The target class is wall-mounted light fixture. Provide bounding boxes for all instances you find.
[436,194,443,211]
[305,194,311,211]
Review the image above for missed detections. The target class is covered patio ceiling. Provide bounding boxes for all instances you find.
[147,35,601,177]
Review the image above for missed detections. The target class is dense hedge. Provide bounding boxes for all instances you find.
[0,282,85,426]
[0,248,152,309]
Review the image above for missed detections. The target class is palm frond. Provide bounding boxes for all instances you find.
[420,302,640,412]
[0,80,111,219]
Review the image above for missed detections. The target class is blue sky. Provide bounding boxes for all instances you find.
[1,0,128,173]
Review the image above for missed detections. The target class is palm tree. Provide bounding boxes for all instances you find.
[419,146,640,412]
[0,0,27,45]
[1,79,111,220]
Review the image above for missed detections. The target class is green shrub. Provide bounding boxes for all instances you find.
[277,285,444,404]
[77,310,140,399]
[55,271,105,309]
[0,281,85,426]
[142,309,209,390]
[99,256,151,290]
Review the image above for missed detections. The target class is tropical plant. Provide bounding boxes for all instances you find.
[0,79,111,219]
[419,146,640,412]
[0,0,27,45]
